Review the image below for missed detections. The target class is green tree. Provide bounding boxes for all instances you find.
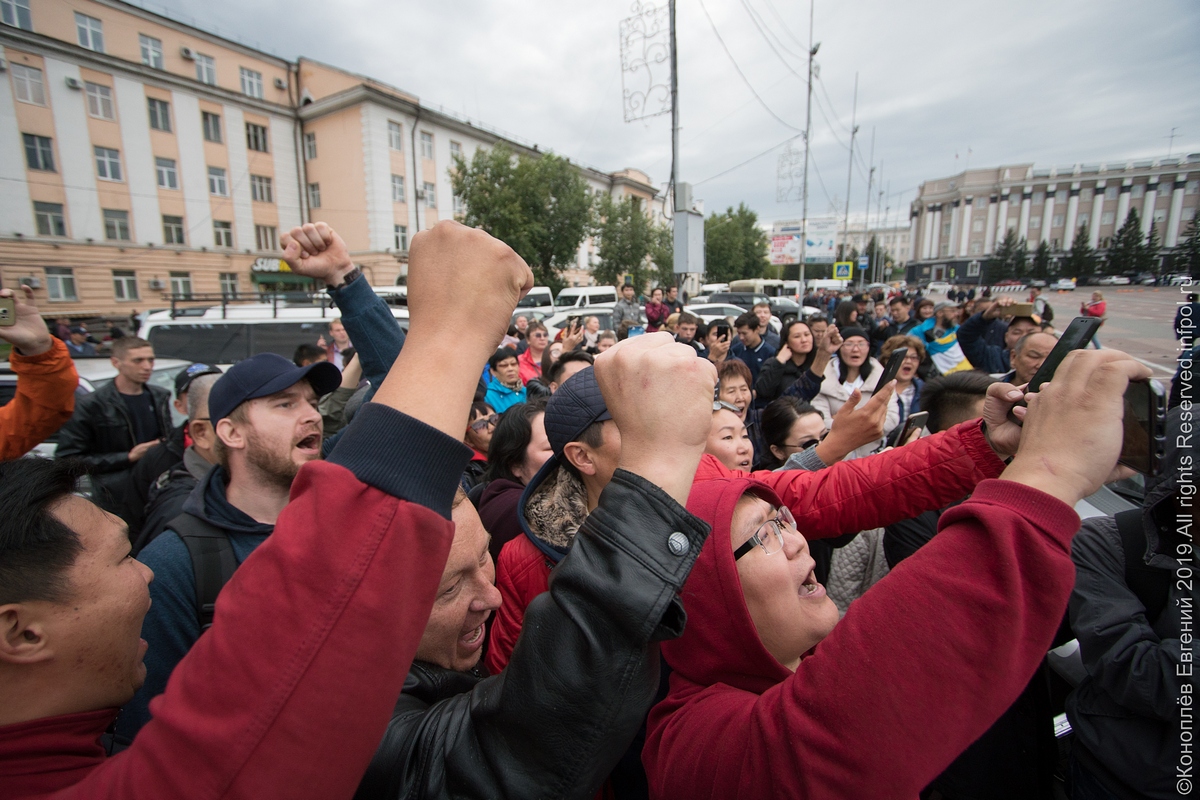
[1105,207,1143,276]
[451,144,592,292]
[703,204,770,284]
[1179,216,1200,278]
[1140,224,1161,277]
[592,193,654,292]
[646,221,675,290]
[1063,224,1098,280]
[986,229,1023,282]
[1030,240,1051,281]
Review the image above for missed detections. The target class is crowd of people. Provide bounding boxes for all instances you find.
[0,222,1186,800]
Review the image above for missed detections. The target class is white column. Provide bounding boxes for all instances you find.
[44,58,103,240]
[930,206,943,258]
[1017,190,1032,240]
[959,197,973,256]
[269,117,301,234]
[1114,179,1132,230]
[1089,181,1105,248]
[221,106,255,253]
[995,193,1010,247]
[113,77,161,245]
[0,45,36,235]
[171,92,215,249]
[947,200,961,257]
[908,211,918,262]
[360,105,395,252]
[1141,179,1158,236]
[1040,185,1056,245]
[921,207,934,260]
[1166,174,1187,247]
[983,196,998,254]
[1063,184,1080,250]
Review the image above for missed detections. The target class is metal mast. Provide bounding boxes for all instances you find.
[670,0,680,210]
[799,0,817,288]
[841,72,858,262]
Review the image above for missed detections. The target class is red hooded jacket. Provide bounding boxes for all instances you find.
[489,419,1007,674]
[641,468,1082,799]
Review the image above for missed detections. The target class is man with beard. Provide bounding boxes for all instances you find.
[115,352,340,740]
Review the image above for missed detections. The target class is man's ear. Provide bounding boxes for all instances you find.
[0,605,53,665]
[215,417,246,452]
[561,442,597,477]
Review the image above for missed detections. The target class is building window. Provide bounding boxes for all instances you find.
[103,209,130,241]
[239,67,263,99]
[75,13,104,52]
[148,98,172,132]
[453,193,464,215]
[1055,190,1066,202]
[391,174,405,202]
[420,132,433,160]
[1153,209,1167,224]
[307,183,321,208]
[94,146,122,181]
[388,121,403,150]
[423,182,436,208]
[113,270,138,301]
[1187,180,1199,195]
[245,122,269,152]
[303,132,317,159]
[34,201,65,236]
[202,111,222,143]
[155,157,178,189]
[85,82,114,119]
[1131,184,1144,199]
[969,241,982,255]
[450,140,462,158]
[139,34,163,69]
[1028,216,1041,229]
[1,0,32,30]
[971,218,983,233]
[169,271,192,297]
[1101,211,1115,225]
[11,64,44,105]
[966,260,981,276]
[208,166,228,196]
[213,221,233,248]
[1078,213,1090,228]
[394,224,407,251]
[1104,186,1118,200]
[1080,188,1093,202]
[219,272,239,297]
[46,267,77,301]
[250,174,273,203]
[1052,214,1063,228]
[1031,192,1043,205]
[22,134,54,172]
[254,224,277,251]
[195,54,216,86]
[162,215,185,244]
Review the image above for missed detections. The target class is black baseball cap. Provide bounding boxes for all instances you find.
[208,353,341,422]
[543,366,612,455]
[174,363,223,397]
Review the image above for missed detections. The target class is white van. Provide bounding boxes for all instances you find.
[514,286,555,317]
[553,285,620,310]
[139,299,408,365]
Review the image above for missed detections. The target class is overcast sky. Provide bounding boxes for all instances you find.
[139,0,1199,228]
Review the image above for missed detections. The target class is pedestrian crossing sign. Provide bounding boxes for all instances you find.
[833,261,854,279]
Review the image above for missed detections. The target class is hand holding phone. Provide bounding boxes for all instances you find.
[876,347,908,388]
[0,296,15,328]
[896,411,929,446]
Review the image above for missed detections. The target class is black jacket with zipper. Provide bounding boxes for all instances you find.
[354,469,710,800]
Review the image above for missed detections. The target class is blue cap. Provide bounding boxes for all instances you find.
[208,353,341,422]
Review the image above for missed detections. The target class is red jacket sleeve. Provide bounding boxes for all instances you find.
[55,406,465,799]
[752,419,1006,540]
[0,337,77,461]
[648,481,1081,800]
[486,535,550,674]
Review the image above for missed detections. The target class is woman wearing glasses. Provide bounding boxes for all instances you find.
[811,326,900,459]
[644,348,1150,799]
[460,401,497,492]
[878,334,926,430]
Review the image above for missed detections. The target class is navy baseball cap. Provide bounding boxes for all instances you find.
[543,366,612,456]
[174,363,223,397]
[208,353,341,422]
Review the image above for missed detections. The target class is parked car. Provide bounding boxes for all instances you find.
[1050,278,1077,291]
[1027,279,1048,288]
[686,304,781,333]
[553,286,620,309]
[1096,275,1131,286]
[926,281,952,294]
[514,286,556,316]
[543,305,615,338]
[1133,272,1158,286]
[1169,274,1193,286]
[0,356,195,458]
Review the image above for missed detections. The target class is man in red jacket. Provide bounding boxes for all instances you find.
[0,220,535,799]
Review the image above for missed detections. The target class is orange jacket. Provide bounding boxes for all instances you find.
[1,337,77,461]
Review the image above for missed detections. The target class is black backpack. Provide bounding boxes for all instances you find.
[1040,299,1054,323]
[168,513,238,631]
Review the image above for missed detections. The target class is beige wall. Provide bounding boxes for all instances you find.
[300,105,369,250]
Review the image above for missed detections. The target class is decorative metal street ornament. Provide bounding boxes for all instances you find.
[619,2,671,122]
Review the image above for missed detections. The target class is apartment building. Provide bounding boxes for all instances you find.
[0,0,658,318]
[905,154,1200,285]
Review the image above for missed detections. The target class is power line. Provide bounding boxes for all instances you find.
[734,0,808,68]
[696,0,805,133]
[695,134,801,186]
[760,0,809,52]
[816,74,854,136]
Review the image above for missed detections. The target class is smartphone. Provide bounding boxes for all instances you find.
[0,296,14,327]
[1118,379,1166,476]
[897,411,929,446]
[876,347,908,387]
[1026,317,1103,393]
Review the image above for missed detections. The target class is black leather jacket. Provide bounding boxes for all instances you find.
[355,469,710,800]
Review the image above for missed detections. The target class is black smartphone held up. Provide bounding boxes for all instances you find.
[897,411,930,446]
[876,347,909,388]
[1118,379,1167,477]
[1026,316,1103,393]
[0,296,15,327]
